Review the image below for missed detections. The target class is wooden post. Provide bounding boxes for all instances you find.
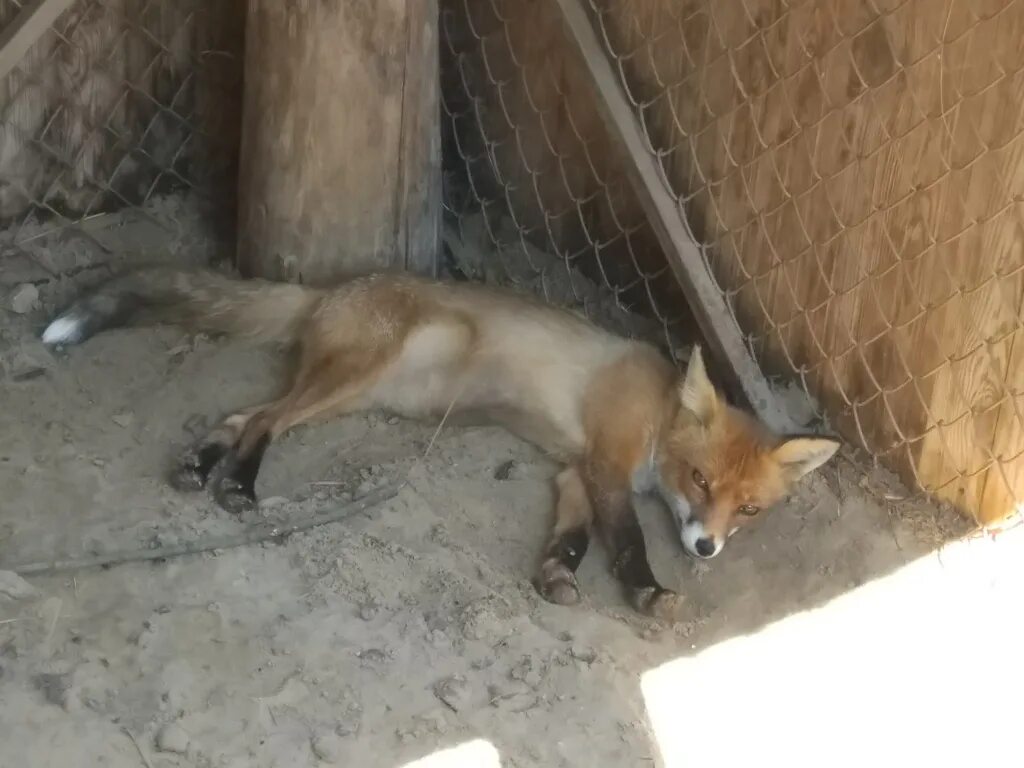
[236,0,440,284]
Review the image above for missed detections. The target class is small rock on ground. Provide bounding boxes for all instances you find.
[155,722,190,754]
[110,412,134,428]
[0,570,37,600]
[569,645,597,664]
[311,730,345,762]
[433,675,471,712]
[9,284,39,314]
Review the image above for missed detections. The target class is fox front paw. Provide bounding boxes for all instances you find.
[169,441,229,492]
[212,474,257,515]
[536,560,581,606]
[631,587,685,622]
[170,449,210,492]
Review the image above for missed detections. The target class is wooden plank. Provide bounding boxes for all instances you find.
[553,0,792,432]
[0,0,76,82]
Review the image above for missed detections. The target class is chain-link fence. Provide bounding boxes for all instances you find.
[439,0,1024,527]
[440,0,706,363]
[4,0,1022,526]
[0,0,243,261]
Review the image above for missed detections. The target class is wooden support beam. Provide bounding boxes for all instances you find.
[236,0,440,285]
[553,0,792,433]
[0,0,76,82]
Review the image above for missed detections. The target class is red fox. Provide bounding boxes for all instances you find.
[43,267,839,619]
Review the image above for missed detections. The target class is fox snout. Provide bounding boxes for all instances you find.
[661,494,726,559]
[678,515,725,559]
[667,500,723,559]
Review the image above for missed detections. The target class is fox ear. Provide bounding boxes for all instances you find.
[678,345,718,424]
[773,436,840,480]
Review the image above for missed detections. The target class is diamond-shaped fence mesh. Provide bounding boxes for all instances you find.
[0,0,242,255]
[4,0,1023,526]
[440,0,705,359]
[439,0,1024,527]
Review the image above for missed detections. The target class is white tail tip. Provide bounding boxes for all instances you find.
[42,314,83,345]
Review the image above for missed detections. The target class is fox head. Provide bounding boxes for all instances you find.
[654,346,840,559]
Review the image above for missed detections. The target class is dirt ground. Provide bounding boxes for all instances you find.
[0,197,969,767]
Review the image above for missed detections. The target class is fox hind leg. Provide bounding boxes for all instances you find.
[170,405,267,492]
[210,348,392,514]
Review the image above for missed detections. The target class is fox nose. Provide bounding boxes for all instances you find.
[694,537,716,558]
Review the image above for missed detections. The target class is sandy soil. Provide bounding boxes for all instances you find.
[0,197,967,767]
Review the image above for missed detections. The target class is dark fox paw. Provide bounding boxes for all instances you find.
[212,474,257,515]
[169,442,228,492]
[536,560,581,606]
[631,587,685,622]
[170,451,209,492]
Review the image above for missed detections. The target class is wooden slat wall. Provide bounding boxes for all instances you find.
[449,0,1024,524]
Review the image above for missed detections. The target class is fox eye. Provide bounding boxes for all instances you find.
[692,469,708,491]
[737,504,760,516]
